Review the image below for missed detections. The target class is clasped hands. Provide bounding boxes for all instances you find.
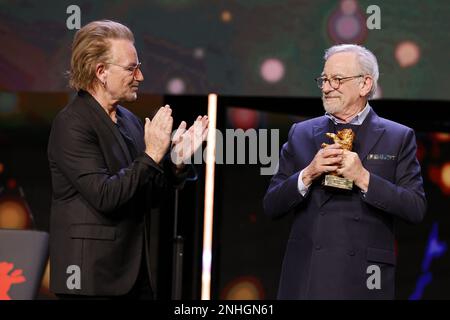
[302,143,370,192]
[144,105,209,169]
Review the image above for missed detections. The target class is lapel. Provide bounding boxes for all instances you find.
[313,116,334,152]
[117,106,145,156]
[79,91,133,164]
[355,108,385,165]
[312,108,385,207]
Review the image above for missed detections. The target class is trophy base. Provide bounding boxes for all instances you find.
[322,175,353,190]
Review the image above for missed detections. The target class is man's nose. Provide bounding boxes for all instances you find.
[321,79,334,94]
[134,68,144,81]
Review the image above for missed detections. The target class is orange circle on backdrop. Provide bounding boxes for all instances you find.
[440,163,450,190]
[0,199,29,229]
[395,41,420,68]
[221,276,265,300]
[221,10,232,22]
[433,133,450,142]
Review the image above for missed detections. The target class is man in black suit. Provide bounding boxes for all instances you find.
[48,20,208,299]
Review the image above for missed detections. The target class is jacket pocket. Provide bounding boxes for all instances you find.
[366,247,396,265]
[70,224,116,241]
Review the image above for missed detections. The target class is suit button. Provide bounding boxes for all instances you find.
[320,211,325,216]
[353,216,360,222]
[348,250,355,256]
[315,245,322,250]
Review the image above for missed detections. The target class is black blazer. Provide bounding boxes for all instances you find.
[48,91,184,295]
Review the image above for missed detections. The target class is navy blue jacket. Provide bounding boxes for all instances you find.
[264,108,426,299]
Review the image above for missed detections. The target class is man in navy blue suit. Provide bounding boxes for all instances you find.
[264,44,426,299]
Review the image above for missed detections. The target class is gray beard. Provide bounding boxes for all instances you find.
[322,100,342,115]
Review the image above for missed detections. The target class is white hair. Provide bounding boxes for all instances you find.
[324,44,379,99]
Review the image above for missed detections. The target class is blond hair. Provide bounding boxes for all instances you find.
[68,20,134,91]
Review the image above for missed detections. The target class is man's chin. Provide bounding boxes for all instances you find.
[122,93,138,102]
[322,101,341,114]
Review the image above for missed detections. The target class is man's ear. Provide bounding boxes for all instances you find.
[95,63,107,84]
[360,76,373,97]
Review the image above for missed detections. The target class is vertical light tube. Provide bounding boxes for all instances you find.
[201,93,217,300]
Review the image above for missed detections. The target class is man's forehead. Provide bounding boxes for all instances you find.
[109,39,138,63]
[322,52,359,75]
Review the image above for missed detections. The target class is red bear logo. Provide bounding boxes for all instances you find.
[0,262,26,300]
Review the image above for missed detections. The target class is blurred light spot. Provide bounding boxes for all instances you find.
[336,15,360,40]
[327,2,367,44]
[395,41,420,68]
[228,107,260,130]
[221,10,232,22]
[428,165,440,185]
[0,163,4,174]
[7,179,17,189]
[416,141,425,163]
[0,199,29,229]
[222,276,264,300]
[260,58,285,83]
[39,260,55,298]
[441,163,450,190]
[432,133,450,142]
[341,0,357,14]
[194,47,205,59]
[167,78,186,95]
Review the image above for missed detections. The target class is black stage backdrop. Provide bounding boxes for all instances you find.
[1,94,450,299]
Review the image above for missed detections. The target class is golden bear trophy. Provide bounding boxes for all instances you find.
[321,128,355,190]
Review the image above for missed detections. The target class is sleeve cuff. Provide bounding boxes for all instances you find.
[139,152,165,174]
[297,169,311,197]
